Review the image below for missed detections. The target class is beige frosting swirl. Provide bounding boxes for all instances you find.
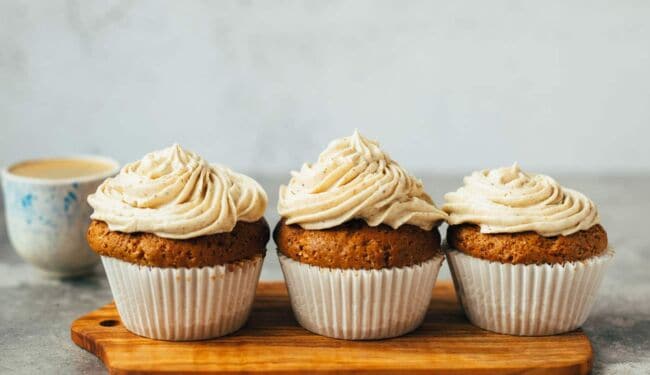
[88,144,267,239]
[278,131,447,230]
[443,163,600,237]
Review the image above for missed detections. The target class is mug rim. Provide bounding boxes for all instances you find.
[1,155,120,185]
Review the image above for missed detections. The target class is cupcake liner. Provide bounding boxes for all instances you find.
[101,255,263,341]
[279,254,444,340]
[446,247,614,336]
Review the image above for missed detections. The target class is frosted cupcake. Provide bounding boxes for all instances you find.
[86,145,269,341]
[275,131,447,340]
[443,163,613,336]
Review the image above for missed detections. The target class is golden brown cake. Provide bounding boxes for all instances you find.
[87,219,269,268]
[84,145,270,341]
[275,219,440,269]
[442,163,614,336]
[447,223,608,265]
[274,131,448,340]
[276,131,447,270]
[443,163,608,265]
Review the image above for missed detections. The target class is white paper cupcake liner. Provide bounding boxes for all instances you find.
[446,247,614,336]
[279,254,444,340]
[101,255,263,341]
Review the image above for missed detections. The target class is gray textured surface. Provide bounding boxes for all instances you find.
[0,174,648,374]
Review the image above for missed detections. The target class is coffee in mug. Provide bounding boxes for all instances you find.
[2,156,120,277]
[9,158,118,180]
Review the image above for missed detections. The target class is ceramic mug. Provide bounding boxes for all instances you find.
[1,156,119,277]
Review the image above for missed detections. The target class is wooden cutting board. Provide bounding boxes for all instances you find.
[71,281,592,374]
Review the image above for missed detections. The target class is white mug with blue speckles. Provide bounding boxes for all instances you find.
[1,156,120,277]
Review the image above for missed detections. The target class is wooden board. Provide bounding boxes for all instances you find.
[71,281,592,374]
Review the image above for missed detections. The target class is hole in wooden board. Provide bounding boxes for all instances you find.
[100,319,119,327]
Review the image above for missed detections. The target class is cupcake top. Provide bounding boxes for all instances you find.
[443,163,600,237]
[88,144,267,239]
[277,130,447,231]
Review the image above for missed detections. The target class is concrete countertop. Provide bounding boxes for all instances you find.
[1,174,648,374]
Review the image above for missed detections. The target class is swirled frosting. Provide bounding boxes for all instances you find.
[88,144,267,239]
[277,131,447,230]
[443,163,600,237]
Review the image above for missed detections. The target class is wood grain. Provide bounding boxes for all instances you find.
[70,281,592,374]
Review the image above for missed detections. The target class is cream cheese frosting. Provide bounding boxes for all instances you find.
[88,144,267,239]
[443,163,600,237]
[277,130,447,230]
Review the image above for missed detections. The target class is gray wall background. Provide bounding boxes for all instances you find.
[1,0,649,176]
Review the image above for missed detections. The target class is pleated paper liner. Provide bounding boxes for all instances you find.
[446,247,614,336]
[279,253,444,340]
[101,255,263,341]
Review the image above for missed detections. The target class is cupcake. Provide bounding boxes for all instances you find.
[86,144,269,340]
[443,163,613,336]
[275,131,447,340]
